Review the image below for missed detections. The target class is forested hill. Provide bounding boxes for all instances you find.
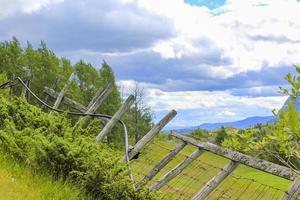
[0,37,153,145]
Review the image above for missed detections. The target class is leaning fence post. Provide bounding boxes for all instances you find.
[96,95,135,142]
[50,73,74,115]
[150,148,204,191]
[73,84,113,129]
[282,176,300,200]
[136,140,187,188]
[192,161,239,200]
[82,84,113,126]
[21,68,31,99]
[128,110,177,160]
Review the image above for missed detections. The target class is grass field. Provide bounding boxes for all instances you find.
[131,138,297,200]
[0,152,86,200]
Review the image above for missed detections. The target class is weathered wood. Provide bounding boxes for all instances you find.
[282,177,300,200]
[86,84,111,109]
[96,95,135,142]
[128,110,177,160]
[73,84,113,129]
[192,161,239,200]
[136,140,187,188]
[50,73,74,115]
[21,68,31,99]
[44,87,87,113]
[151,148,204,191]
[172,133,297,181]
[3,76,32,89]
[82,84,113,124]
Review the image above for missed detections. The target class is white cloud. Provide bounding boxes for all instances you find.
[137,0,300,78]
[0,0,63,19]
[118,80,287,113]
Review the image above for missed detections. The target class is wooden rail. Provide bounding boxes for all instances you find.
[128,110,177,160]
[50,73,75,115]
[44,87,87,112]
[96,95,135,142]
[172,133,296,181]
[14,72,300,200]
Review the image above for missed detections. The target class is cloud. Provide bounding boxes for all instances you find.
[0,0,63,19]
[138,0,300,78]
[0,0,174,52]
[140,87,287,127]
[0,0,299,126]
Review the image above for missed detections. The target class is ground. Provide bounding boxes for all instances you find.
[0,152,84,200]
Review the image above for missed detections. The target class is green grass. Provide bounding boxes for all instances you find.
[0,152,86,200]
[131,139,296,200]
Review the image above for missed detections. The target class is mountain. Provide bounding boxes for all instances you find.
[171,116,275,133]
[169,96,300,134]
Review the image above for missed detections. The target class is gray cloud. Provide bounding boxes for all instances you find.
[0,0,175,52]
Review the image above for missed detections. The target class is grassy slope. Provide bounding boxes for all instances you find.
[131,139,296,200]
[0,152,85,200]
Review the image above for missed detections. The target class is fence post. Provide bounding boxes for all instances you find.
[150,148,204,191]
[192,161,239,200]
[73,84,113,129]
[44,87,87,112]
[50,73,74,115]
[21,68,31,99]
[282,177,300,200]
[128,110,177,160]
[136,140,186,188]
[96,95,135,142]
[82,84,113,126]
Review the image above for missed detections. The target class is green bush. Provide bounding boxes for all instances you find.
[0,97,156,200]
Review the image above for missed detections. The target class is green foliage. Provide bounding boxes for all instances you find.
[0,37,153,147]
[215,126,228,145]
[0,97,156,200]
[188,128,210,140]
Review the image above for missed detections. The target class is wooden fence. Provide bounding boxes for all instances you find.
[2,74,300,200]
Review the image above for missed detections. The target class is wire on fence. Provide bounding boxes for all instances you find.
[131,139,297,200]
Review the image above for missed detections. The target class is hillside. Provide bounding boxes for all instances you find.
[0,152,84,200]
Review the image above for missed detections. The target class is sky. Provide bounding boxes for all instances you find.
[0,0,300,128]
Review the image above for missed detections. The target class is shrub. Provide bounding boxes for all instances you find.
[0,97,156,200]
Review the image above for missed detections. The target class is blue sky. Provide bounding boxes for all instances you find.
[185,0,226,9]
[0,0,299,128]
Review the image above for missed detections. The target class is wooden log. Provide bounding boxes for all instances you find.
[42,77,60,110]
[44,87,87,113]
[82,84,113,125]
[172,133,297,181]
[192,161,239,200]
[96,95,135,142]
[282,177,300,200]
[4,76,32,89]
[90,83,113,112]
[150,148,204,191]
[50,73,74,115]
[128,110,177,160]
[21,68,31,99]
[136,140,187,188]
[73,84,113,129]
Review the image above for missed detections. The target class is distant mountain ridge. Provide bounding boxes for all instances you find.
[172,116,275,133]
[170,96,300,133]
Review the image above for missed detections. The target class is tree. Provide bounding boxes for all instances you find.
[98,61,121,115]
[128,82,153,143]
[215,126,227,145]
[189,128,210,140]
